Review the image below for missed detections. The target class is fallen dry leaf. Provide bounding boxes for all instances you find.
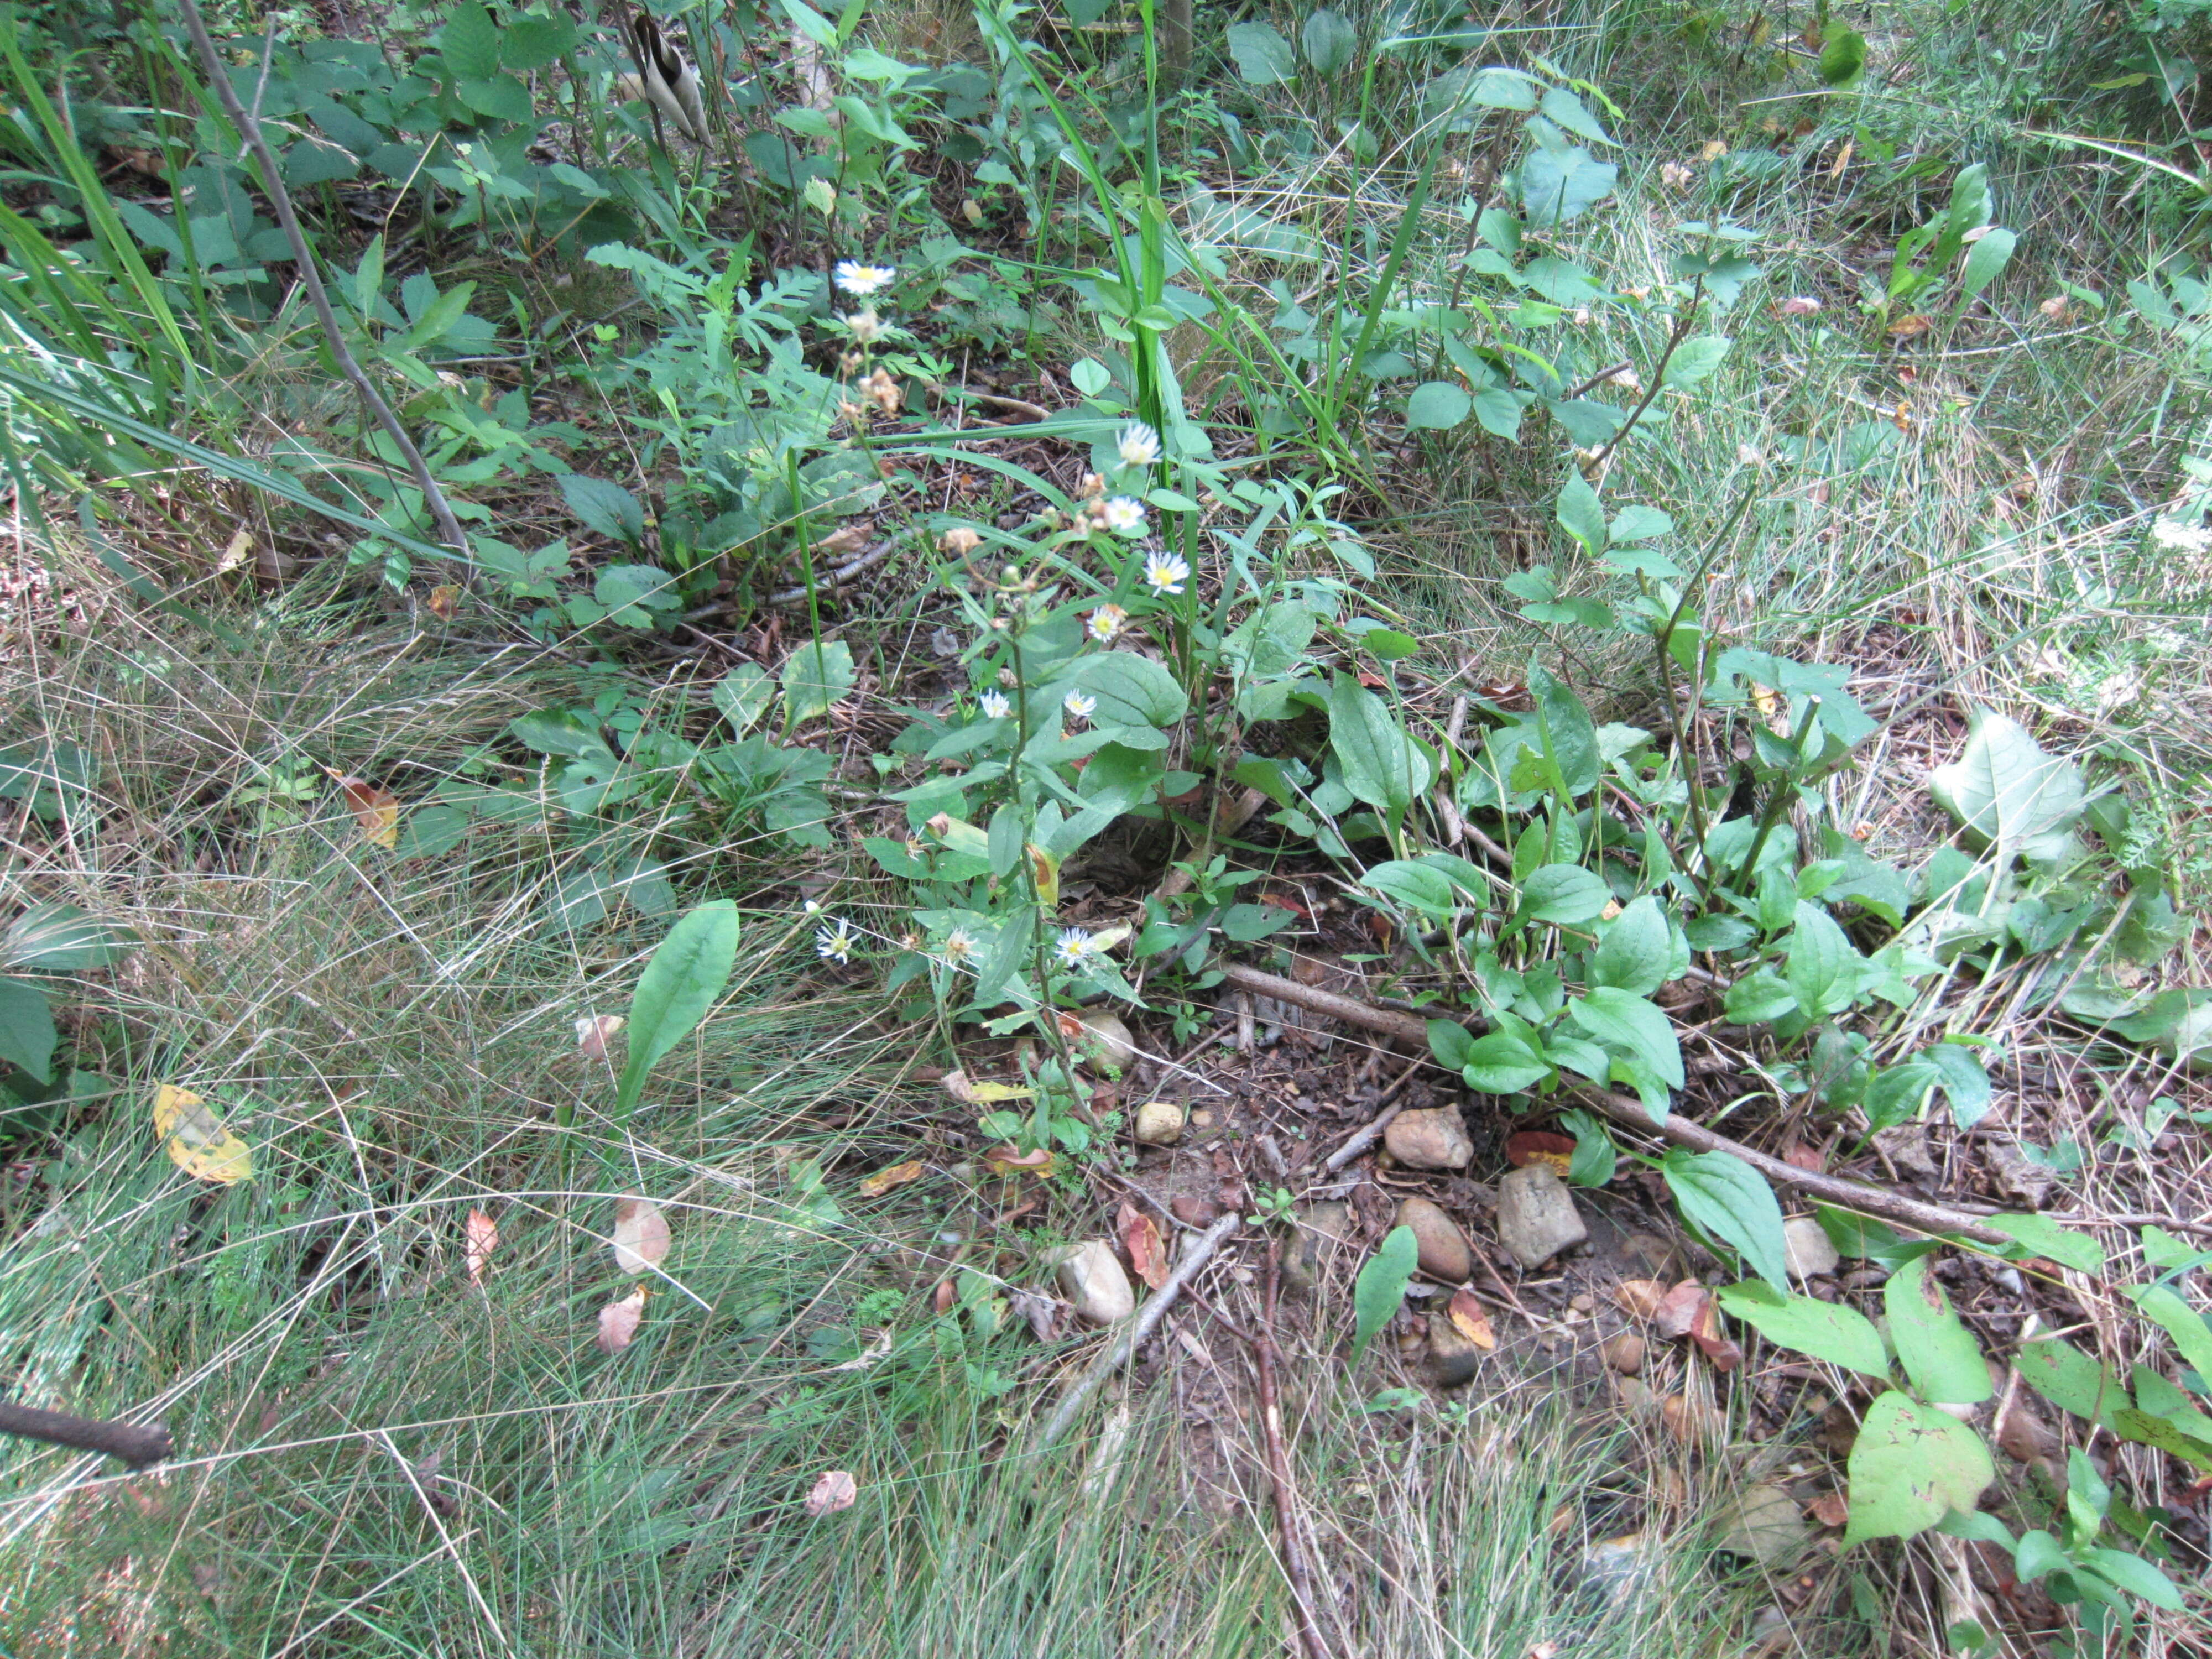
[1662,1391,1721,1445]
[1613,1277,1668,1321]
[1773,295,1822,316]
[152,1084,253,1184]
[828,1329,894,1372]
[1782,1140,1825,1173]
[1807,1491,1849,1528]
[611,1197,671,1274]
[464,1208,498,1289]
[1652,1279,1710,1339]
[1119,1202,1167,1291]
[575,1013,624,1058]
[426,583,462,620]
[859,1159,925,1198]
[1448,1290,1496,1350]
[932,1277,956,1316]
[941,1070,1033,1107]
[983,1145,1056,1178]
[323,769,400,849]
[1888,314,1933,339]
[1504,1131,1575,1175]
[805,1469,858,1517]
[597,1286,646,1353]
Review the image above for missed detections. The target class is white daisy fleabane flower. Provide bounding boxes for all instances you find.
[1087,604,1128,643]
[842,309,884,343]
[816,921,857,963]
[1116,422,1162,467]
[1062,690,1097,722]
[833,262,895,296]
[941,927,977,966]
[1052,927,1094,969]
[1144,552,1191,596]
[978,690,1013,719]
[1100,497,1147,536]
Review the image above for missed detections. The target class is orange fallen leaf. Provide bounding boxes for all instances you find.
[1808,1491,1849,1528]
[611,1197,671,1274]
[1505,1131,1575,1175]
[597,1286,646,1353]
[1614,1278,1668,1321]
[983,1145,1056,1178]
[859,1159,926,1198]
[426,583,462,620]
[575,1014,624,1058]
[1782,1140,1824,1173]
[1888,314,1932,339]
[1448,1290,1496,1350]
[933,1277,956,1315]
[805,1469,858,1517]
[1119,1201,1167,1291]
[464,1208,498,1290]
[323,768,399,848]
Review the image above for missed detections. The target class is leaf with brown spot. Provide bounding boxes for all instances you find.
[323,768,400,848]
[805,1469,858,1517]
[1448,1290,1496,1350]
[611,1197,671,1274]
[597,1286,646,1353]
[1613,1277,1668,1320]
[464,1208,498,1289]
[426,584,462,620]
[152,1084,253,1184]
[1119,1201,1167,1291]
[859,1159,925,1198]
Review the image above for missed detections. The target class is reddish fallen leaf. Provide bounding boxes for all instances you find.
[463,1208,498,1290]
[805,1469,858,1517]
[611,1197,671,1274]
[1782,1140,1825,1173]
[597,1286,646,1353]
[324,769,400,848]
[1613,1277,1668,1321]
[1171,1192,1222,1228]
[983,1145,1056,1178]
[932,1277,956,1315]
[426,583,462,620]
[1689,1308,1743,1372]
[1652,1279,1710,1339]
[1505,1131,1576,1175]
[574,1014,624,1059]
[859,1159,925,1198]
[1259,892,1310,917]
[1773,295,1822,316]
[1448,1290,1496,1350]
[1357,671,1387,688]
[1119,1201,1167,1291]
[1808,1491,1849,1528]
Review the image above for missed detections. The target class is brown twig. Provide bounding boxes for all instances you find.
[1322,1054,1428,1172]
[1216,962,2010,1244]
[1258,1242,1332,1659]
[176,0,471,566]
[764,533,909,606]
[0,1400,171,1468]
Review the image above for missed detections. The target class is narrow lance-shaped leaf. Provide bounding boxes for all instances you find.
[1350,1225,1418,1367]
[615,901,742,1122]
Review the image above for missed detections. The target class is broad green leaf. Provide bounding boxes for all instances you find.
[1063,651,1189,728]
[1350,1225,1418,1366]
[2132,1364,2212,1443]
[2015,1337,2127,1430]
[439,1,502,80]
[1982,1211,2103,1274]
[1660,336,1730,388]
[3,903,135,970]
[1843,1390,1995,1546]
[1301,8,1358,75]
[2013,1530,2068,1582]
[558,473,646,544]
[1568,987,1684,1088]
[1717,1281,1891,1378]
[1929,708,2087,854]
[0,977,56,1082]
[1589,894,1670,996]
[1722,966,1799,1025]
[1459,1031,1551,1093]
[1818,26,1866,85]
[1406,381,1472,430]
[1555,474,1606,557]
[712,663,775,733]
[1608,504,1674,544]
[2112,1406,2212,1468]
[1960,228,2016,301]
[1326,675,1431,817]
[1921,1042,1991,1129]
[1225,20,1296,84]
[1426,1019,1475,1071]
[1885,1255,1992,1405]
[1517,145,1616,227]
[2130,1284,2212,1382]
[1662,1147,1790,1291]
[781,640,858,730]
[1361,860,1457,921]
[2081,1548,2186,1611]
[615,902,741,1122]
[1785,901,1859,1017]
[1515,864,1610,926]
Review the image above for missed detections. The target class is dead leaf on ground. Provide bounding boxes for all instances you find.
[464,1208,499,1289]
[805,1469,858,1517]
[1448,1290,1496,1350]
[611,1197,671,1274]
[323,768,400,848]
[596,1286,646,1353]
[1662,1391,1722,1445]
[426,584,462,620]
[1504,1131,1575,1175]
[152,1084,254,1184]
[1773,295,1822,316]
[859,1159,925,1198]
[1782,1140,1824,1172]
[932,1277,957,1316]
[575,1013,624,1058]
[983,1145,1056,1178]
[1808,1491,1849,1528]
[1888,314,1933,339]
[1613,1277,1668,1321]
[828,1329,894,1372]
[1119,1201,1167,1290]
[1652,1279,1709,1338]
[1653,1280,1741,1369]
[941,1070,1033,1107]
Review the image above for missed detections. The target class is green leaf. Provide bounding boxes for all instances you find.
[2013,1530,2068,1582]
[1361,860,1457,921]
[2,903,135,970]
[1472,388,1522,439]
[2081,1548,2186,1611]
[1589,894,1670,996]
[1842,1391,1995,1546]
[1350,1225,1418,1366]
[1785,901,1860,1018]
[0,977,56,1082]
[1300,8,1358,75]
[1662,1147,1791,1291]
[712,664,775,733]
[1885,1255,1993,1405]
[2132,1364,2212,1443]
[1660,336,1730,388]
[1608,504,1674,544]
[1817,26,1867,85]
[1716,1281,1891,1379]
[1225,20,1297,84]
[1517,145,1616,227]
[1426,1019,1475,1071]
[1515,864,1610,926]
[439,1,502,80]
[1959,228,2016,301]
[1921,1042,1991,1129]
[1555,474,1607,557]
[2015,1338,2127,1430]
[615,902,742,1123]
[780,640,857,731]
[1982,1211,2104,1274]
[1568,988,1684,1088]
[558,473,646,544]
[1326,675,1431,817]
[2129,1284,2212,1382]
[1065,652,1190,729]
[1722,966,1799,1025]
[1928,708,2087,854]
[1406,381,1472,430]
[1458,1030,1553,1093]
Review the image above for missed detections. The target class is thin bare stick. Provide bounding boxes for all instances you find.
[176,0,470,564]
[0,1400,171,1468]
[765,534,904,605]
[1033,1212,1242,1455]
[1322,1055,1427,1172]
[1217,962,2010,1243]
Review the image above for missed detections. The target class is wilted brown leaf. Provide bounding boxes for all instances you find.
[1782,1140,1824,1172]
[574,1014,624,1058]
[611,1197,671,1274]
[805,1469,858,1517]
[942,1070,1032,1107]
[984,1145,1056,1178]
[1504,1131,1575,1175]
[859,1159,925,1198]
[1119,1202,1167,1291]
[1662,1391,1721,1445]
[933,1277,956,1316]
[1652,1279,1710,1339]
[1807,1491,1849,1528]
[596,1286,646,1353]
[1774,295,1822,316]
[464,1208,498,1289]
[323,769,400,848]
[1614,1278,1668,1321]
[426,584,462,620]
[1448,1290,1496,1350]
[1888,314,1932,339]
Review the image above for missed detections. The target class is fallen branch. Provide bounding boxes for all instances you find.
[1034,1211,1242,1455]
[765,533,907,606]
[1218,963,2009,1244]
[0,1400,171,1468]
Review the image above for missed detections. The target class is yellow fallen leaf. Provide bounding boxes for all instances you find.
[859,1160,925,1198]
[1448,1290,1497,1350]
[152,1085,253,1183]
[323,768,400,849]
[940,1070,1033,1106]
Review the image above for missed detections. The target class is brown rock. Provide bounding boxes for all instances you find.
[1495,1164,1587,1268]
[1383,1107,1474,1170]
[1600,1332,1646,1375]
[1427,1310,1484,1386]
[1280,1201,1352,1295]
[1395,1197,1473,1284]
